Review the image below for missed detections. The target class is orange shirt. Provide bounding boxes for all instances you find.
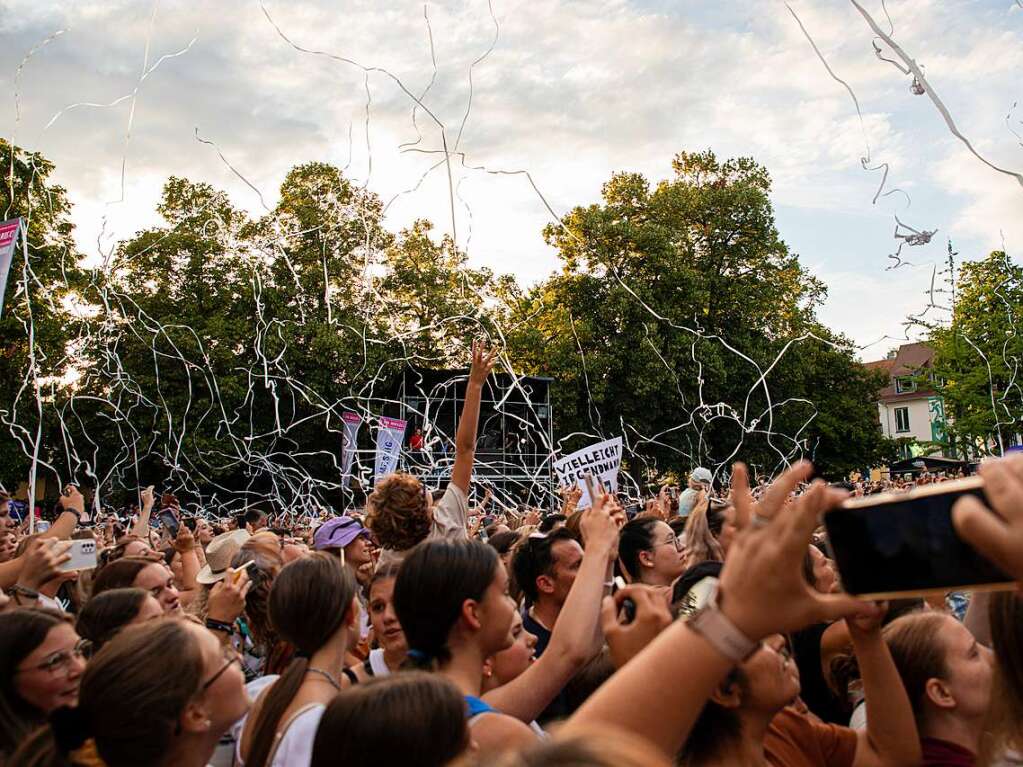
[764,705,858,767]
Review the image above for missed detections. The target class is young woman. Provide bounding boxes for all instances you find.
[346,562,406,682]
[310,673,469,767]
[12,618,249,767]
[677,607,920,767]
[91,556,182,615]
[395,499,617,752]
[236,553,358,767]
[680,497,733,570]
[617,518,686,587]
[986,591,1023,765]
[0,609,85,761]
[394,539,539,753]
[883,610,993,766]
[75,587,164,654]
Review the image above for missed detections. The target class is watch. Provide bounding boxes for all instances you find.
[686,581,759,663]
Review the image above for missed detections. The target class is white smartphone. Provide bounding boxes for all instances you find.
[58,539,97,572]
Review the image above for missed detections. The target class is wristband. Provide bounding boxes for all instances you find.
[686,582,759,663]
[9,585,41,604]
[205,618,236,635]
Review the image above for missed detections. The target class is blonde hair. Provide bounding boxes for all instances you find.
[681,496,722,570]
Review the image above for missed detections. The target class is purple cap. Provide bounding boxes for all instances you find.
[313,516,370,551]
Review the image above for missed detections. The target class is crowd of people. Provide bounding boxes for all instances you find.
[2,343,1023,767]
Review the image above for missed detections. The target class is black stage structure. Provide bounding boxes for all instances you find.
[346,368,556,508]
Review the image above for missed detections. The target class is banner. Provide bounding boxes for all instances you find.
[0,218,22,318]
[553,436,623,508]
[374,416,407,483]
[341,411,362,486]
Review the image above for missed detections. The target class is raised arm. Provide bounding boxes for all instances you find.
[483,495,618,721]
[565,463,868,758]
[450,342,497,494]
[42,486,85,541]
[847,608,922,767]
[131,486,155,538]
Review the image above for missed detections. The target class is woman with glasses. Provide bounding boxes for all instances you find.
[13,617,248,767]
[0,608,86,761]
[617,518,686,588]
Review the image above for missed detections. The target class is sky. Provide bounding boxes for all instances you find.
[1,0,1021,360]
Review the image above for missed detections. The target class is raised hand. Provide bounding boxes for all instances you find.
[602,584,673,668]
[468,341,499,386]
[17,537,72,591]
[206,567,252,623]
[719,462,867,640]
[953,453,1023,582]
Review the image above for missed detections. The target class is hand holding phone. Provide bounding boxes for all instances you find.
[824,476,1013,599]
[58,539,97,572]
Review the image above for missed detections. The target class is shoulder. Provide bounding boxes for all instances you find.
[766,705,857,767]
[471,711,539,752]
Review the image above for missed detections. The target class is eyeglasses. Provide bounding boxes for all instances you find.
[200,645,241,694]
[652,535,683,552]
[17,641,88,676]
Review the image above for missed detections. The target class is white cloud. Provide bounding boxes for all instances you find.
[0,0,1020,346]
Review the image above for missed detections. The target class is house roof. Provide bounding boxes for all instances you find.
[864,342,937,401]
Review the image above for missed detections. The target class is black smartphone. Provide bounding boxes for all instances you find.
[182,517,197,532]
[157,508,180,537]
[823,477,1014,599]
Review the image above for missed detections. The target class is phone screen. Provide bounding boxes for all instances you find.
[823,478,1014,599]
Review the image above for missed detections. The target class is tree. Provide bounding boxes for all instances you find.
[504,151,886,478]
[0,139,84,489]
[928,250,1023,459]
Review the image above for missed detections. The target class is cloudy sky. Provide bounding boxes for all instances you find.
[1,0,1021,358]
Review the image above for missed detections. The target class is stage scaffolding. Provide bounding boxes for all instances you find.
[347,368,556,508]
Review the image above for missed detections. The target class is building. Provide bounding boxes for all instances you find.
[864,342,948,459]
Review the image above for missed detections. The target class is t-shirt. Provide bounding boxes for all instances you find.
[378,484,468,565]
[522,608,552,658]
[764,705,858,767]
[922,737,976,767]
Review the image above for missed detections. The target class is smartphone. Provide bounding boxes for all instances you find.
[59,539,97,572]
[183,517,197,532]
[158,509,180,537]
[823,476,1014,599]
[612,576,636,624]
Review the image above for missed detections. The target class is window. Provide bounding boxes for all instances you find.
[894,407,910,433]
[895,377,916,394]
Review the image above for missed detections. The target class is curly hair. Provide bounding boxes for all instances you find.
[366,473,431,552]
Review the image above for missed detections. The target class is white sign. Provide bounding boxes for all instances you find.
[374,416,407,483]
[341,411,362,486]
[553,436,623,507]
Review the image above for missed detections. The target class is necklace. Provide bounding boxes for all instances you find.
[305,666,341,691]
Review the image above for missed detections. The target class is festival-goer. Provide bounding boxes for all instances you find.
[883,610,993,766]
[346,562,405,682]
[91,556,183,615]
[309,673,469,767]
[487,530,523,573]
[617,518,686,587]
[75,587,163,654]
[236,552,358,767]
[512,528,584,658]
[367,342,497,563]
[677,467,713,517]
[482,500,617,726]
[395,538,539,752]
[680,497,733,570]
[0,609,85,762]
[986,591,1023,765]
[11,619,249,767]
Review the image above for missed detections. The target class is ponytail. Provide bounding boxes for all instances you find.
[244,554,357,767]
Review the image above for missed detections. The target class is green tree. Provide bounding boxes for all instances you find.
[0,139,84,489]
[504,151,886,478]
[929,250,1023,459]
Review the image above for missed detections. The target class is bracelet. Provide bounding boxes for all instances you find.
[9,585,40,605]
[685,582,759,663]
[205,618,236,635]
